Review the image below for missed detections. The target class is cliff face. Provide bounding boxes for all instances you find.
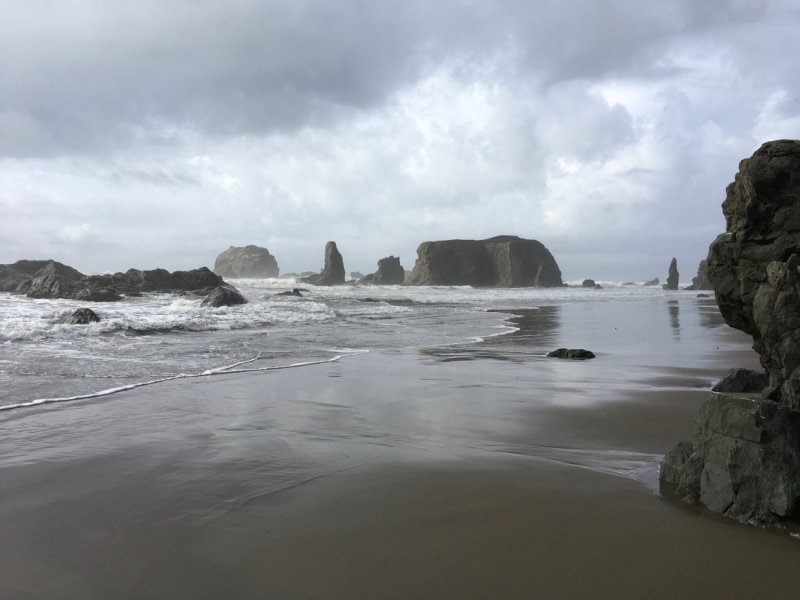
[214,245,279,278]
[406,236,562,287]
[661,140,800,525]
[685,259,713,291]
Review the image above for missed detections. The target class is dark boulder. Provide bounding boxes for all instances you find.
[275,288,304,297]
[712,368,768,393]
[74,287,122,302]
[406,236,562,287]
[60,308,101,325]
[213,245,279,278]
[84,267,224,295]
[546,348,595,359]
[581,279,596,287]
[685,259,713,291]
[201,285,248,307]
[662,258,679,290]
[362,256,405,285]
[302,242,346,286]
[661,139,800,525]
[643,277,660,286]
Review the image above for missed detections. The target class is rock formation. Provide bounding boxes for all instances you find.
[201,284,248,307]
[711,368,768,393]
[546,348,595,359]
[661,139,800,525]
[663,258,679,290]
[685,259,713,291]
[0,259,245,306]
[406,236,562,287]
[58,308,101,325]
[213,245,279,278]
[361,256,406,285]
[643,277,660,286]
[302,242,345,286]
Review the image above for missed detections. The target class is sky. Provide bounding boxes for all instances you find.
[2,0,799,282]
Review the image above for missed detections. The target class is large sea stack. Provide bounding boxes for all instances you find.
[360,256,406,285]
[406,236,562,287]
[213,245,279,278]
[302,241,346,286]
[662,258,679,290]
[685,259,713,291]
[661,140,800,525]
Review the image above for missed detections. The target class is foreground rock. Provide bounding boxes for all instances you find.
[360,256,406,285]
[711,368,768,393]
[59,308,101,325]
[661,139,800,525]
[302,242,345,286]
[406,236,562,287]
[685,259,713,291]
[662,258,679,290]
[213,245,279,278]
[546,348,595,359]
[201,285,248,307]
[0,259,245,306]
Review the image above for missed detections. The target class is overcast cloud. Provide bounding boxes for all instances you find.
[2,0,799,281]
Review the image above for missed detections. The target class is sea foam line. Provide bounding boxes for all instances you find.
[0,352,366,413]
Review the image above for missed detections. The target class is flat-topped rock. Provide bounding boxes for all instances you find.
[406,236,563,287]
[213,245,279,278]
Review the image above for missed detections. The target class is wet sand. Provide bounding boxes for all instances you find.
[2,298,799,599]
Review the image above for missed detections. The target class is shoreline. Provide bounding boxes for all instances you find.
[3,298,799,598]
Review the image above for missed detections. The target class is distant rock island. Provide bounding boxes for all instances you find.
[360,256,406,285]
[661,139,800,526]
[0,260,246,306]
[685,259,713,291]
[214,245,279,278]
[662,258,679,290]
[406,236,563,287]
[302,241,346,286]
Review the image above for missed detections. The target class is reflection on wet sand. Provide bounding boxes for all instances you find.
[420,306,562,362]
[668,299,680,339]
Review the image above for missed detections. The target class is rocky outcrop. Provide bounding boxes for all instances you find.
[661,139,800,525]
[663,258,679,290]
[201,284,248,307]
[643,277,660,286]
[546,348,595,359]
[0,259,244,306]
[711,368,768,393]
[213,245,279,278]
[361,256,405,285]
[406,236,562,287]
[58,308,101,325]
[302,242,345,286]
[685,259,713,291]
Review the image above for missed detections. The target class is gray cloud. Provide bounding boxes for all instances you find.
[1,0,799,280]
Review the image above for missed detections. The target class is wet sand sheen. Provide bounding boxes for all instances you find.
[2,298,799,598]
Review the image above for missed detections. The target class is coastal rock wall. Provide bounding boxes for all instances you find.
[661,139,800,525]
[407,236,562,287]
[213,245,279,278]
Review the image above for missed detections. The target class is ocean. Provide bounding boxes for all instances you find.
[1,279,731,411]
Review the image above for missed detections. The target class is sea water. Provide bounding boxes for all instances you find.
[0,279,719,410]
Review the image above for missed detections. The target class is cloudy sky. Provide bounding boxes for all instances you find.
[2,0,799,281]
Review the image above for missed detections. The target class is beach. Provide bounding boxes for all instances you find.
[2,294,800,598]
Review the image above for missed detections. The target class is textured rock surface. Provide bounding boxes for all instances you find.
[643,277,659,286]
[406,236,562,287]
[0,259,241,303]
[367,256,405,285]
[685,259,713,291]
[213,245,279,278]
[201,284,248,307]
[663,258,679,290]
[302,242,345,286]
[661,393,800,524]
[59,308,101,325]
[661,139,800,525]
[711,368,768,393]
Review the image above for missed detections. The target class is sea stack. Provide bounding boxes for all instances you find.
[361,256,406,285]
[661,139,800,525]
[302,241,346,286]
[406,236,562,287]
[663,258,679,290]
[213,245,279,278]
[685,259,713,291]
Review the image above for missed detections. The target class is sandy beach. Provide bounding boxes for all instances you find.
[2,297,800,599]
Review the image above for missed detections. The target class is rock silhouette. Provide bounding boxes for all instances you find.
[302,241,345,286]
[214,245,279,278]
[406,236,562,287]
